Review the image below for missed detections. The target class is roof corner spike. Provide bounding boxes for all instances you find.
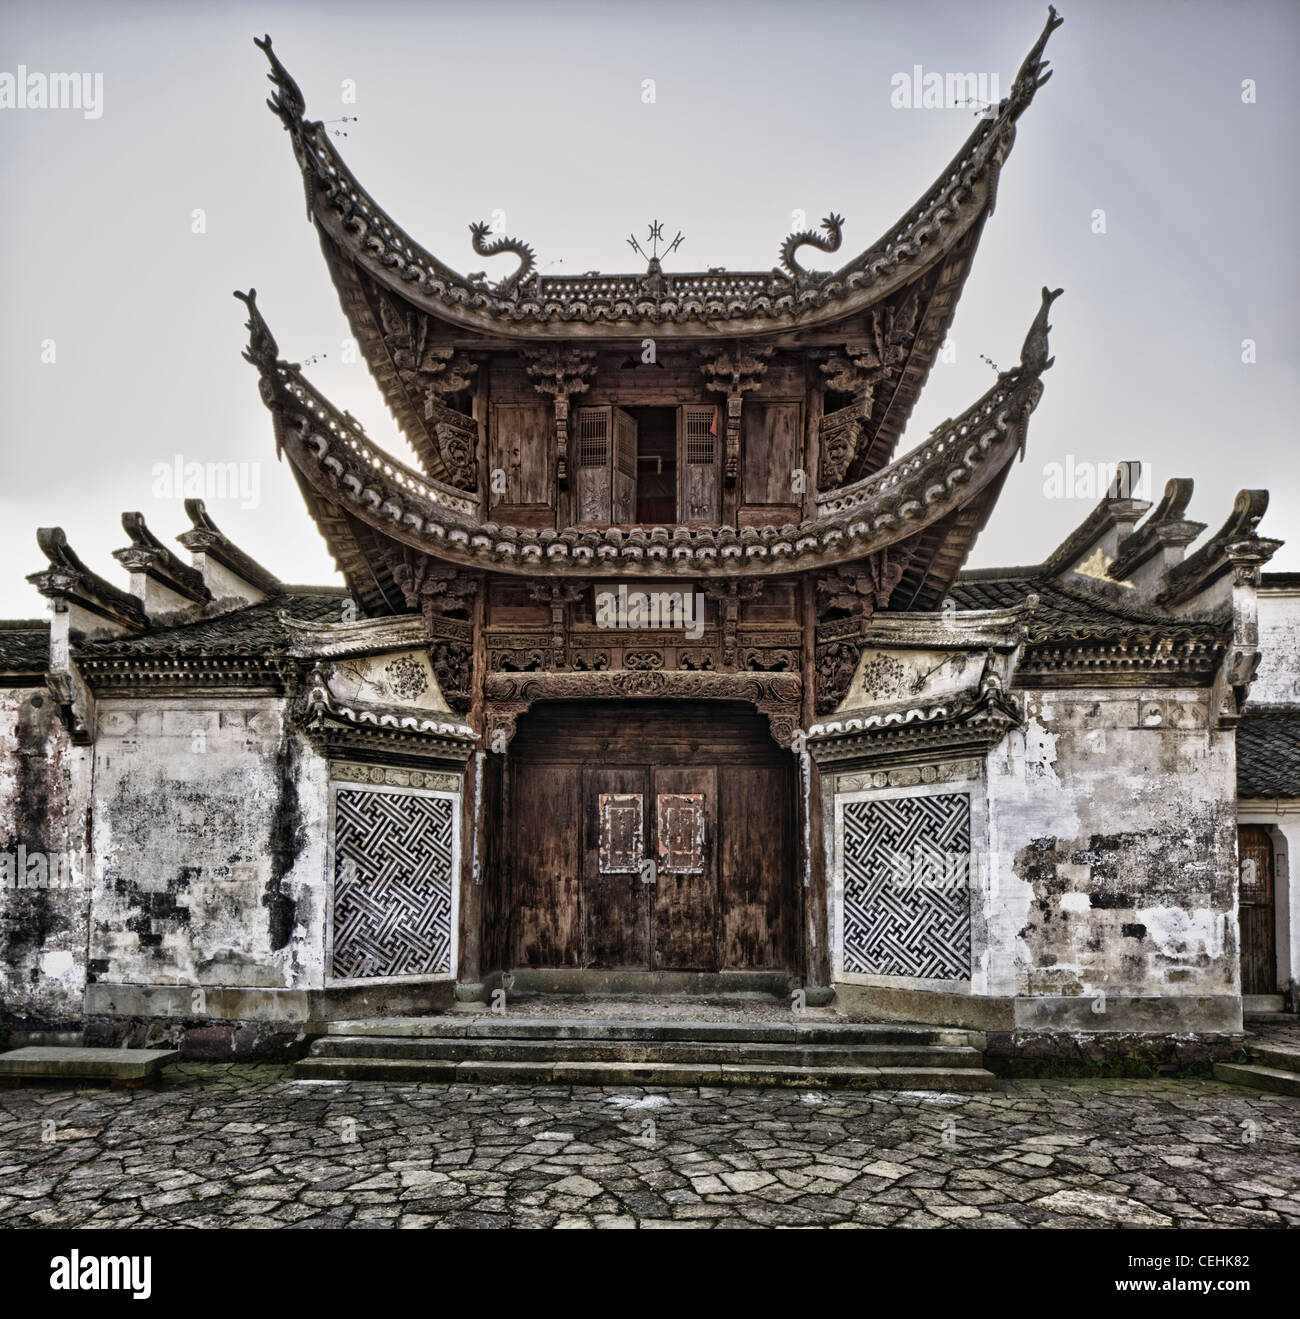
[1020,286,1063,375]
[234,288,280,374]
[254,33,307,128]
[1009,6,1065,118]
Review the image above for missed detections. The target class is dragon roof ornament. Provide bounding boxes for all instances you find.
[254,10,1062,333]
[240,287,1059,579]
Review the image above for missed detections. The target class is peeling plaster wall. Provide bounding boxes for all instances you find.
[0,687,93,1029]
[89,698,329,995]
[1253,591,1300,706]
[985,687,1238,1019]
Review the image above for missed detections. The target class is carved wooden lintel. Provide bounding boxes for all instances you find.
[483,667,801,749]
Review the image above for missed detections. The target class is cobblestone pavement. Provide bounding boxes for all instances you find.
[1,1066,1298,1228]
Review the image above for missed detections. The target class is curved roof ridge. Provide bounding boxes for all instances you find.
[253,11,1062,334]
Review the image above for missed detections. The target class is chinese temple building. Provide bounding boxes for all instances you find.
[2,10,1295,1077]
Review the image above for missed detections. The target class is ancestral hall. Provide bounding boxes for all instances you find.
[1,10,1296,1068]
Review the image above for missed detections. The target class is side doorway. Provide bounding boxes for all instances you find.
[1238,824,1277,995]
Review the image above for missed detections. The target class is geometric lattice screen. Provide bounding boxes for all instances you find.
[332,789,455,978]
[842,793,971,980]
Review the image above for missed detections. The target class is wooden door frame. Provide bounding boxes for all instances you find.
[1237,821,1279,996]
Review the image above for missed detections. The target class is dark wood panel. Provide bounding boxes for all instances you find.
[510,701,789,766]
[652,765,717,971]
[490,402,551,507]
[718,764,796,970]
[1238,824,1276,995]
[582,766,650,968]
[742,402,801,507]
[510,762,581,967]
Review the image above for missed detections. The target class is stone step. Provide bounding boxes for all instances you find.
[293,1054,999,1091]
[1213,1063,1300,1097]
[1243,994,1285,1015]
[1244,1012,1295,1025]
[0,1046,179,1087]
[311,1034,987,1069]
[321,1015,985,1050]
[1245,1043,1300,1075]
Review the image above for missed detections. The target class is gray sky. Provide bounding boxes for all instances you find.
[1,0,1297,618]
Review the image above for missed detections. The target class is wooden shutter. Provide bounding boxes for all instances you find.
[489,402,551,509]
[742,402,800,506]
[612,408,638,524]
[574,406,612,524]
[680,404,719,523]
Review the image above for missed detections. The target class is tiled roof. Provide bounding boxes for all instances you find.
[75,592,348,658]
[1237,708,1300,799]
[0,624,50,677]
[949,573,1227,642]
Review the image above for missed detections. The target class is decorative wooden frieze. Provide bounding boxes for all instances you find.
[837,758,983,792]
[524,347,597,485]
[700,344,773,482]
[332,761,462,792]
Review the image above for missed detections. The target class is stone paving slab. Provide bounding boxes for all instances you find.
[0,1047,179,1082]
[0,1064,1296,1229]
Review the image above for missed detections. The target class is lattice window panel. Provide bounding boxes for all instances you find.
[684,406,717,465]
[598,793,643,873]
[657,793,705,874]
[841,792,971,980]
[577,409,609,467]
[332,788,456,979]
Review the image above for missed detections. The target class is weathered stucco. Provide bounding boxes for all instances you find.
[0,687,92,1031]
[1254,589,1300,705]
[89,699,329,994]
[985,688,1238,1020]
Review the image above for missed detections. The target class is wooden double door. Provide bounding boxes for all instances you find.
[507,702,798,972]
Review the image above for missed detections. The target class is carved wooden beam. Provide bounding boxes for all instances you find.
[703,579,764,668]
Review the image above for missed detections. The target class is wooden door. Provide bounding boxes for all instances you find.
[652,765,717,970]
[1238,825,1276,995]
[581,766,651,967]
[511,762,581,967]
[719,764,797,969]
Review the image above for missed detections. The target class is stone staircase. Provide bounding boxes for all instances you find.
[1214,1021,1300,1097]
[294,1013,998,1091]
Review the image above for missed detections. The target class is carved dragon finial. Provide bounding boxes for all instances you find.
[1019,286,1063,375]
[468,221,536,297]
[234,288,280,373]
[777,213,844,279]
[1008,7,1064,116]
[254,34,308,128]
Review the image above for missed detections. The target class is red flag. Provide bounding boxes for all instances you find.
[710,406,719,436]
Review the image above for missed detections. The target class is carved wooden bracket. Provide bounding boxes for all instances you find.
[700,344,773,483]
[703,579,764,668]
[527,580,586,655]
[525,348,597,486]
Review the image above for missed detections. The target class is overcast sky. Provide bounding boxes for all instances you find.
[1,0,1296,617]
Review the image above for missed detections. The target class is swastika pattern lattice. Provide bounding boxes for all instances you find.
[333,788,455,978]
[842,792,971,979]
